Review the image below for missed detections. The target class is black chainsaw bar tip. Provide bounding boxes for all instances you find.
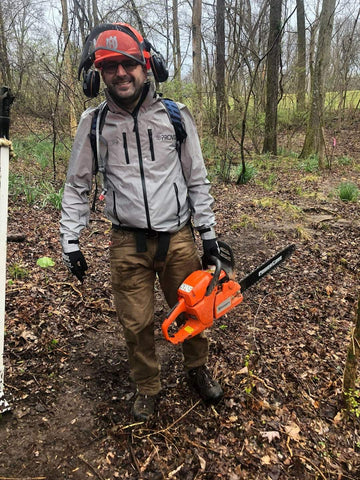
[239,244,295,292]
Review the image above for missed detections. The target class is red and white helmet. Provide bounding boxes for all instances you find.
[94,23,151,70]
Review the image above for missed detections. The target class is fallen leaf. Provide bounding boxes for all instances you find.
[261,455,271,465]
[198,454,206,470]
[284,422,301,441]
[261,430,280,443]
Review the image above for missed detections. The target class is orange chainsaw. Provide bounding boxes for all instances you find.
[162,242,295,344]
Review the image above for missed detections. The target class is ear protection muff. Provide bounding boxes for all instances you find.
[82,69,100,98]
[143,39,169,83]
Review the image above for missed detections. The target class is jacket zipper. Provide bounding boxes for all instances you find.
[148,129,155,161]
[134,115,152,230]
[122,132,130,164]
[173,183,181,226]
[113,191,121,223]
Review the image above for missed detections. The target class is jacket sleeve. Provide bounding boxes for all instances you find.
[178,105,216,240]
[60,108,95,253]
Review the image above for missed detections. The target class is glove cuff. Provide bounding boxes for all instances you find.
[199,226,216,241]
[61,238,80,254]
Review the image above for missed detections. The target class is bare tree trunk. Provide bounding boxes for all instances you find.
[300,0,336,166]
[262,0,282,155]
[92,0,99,26]
[61,0,77,139]
[130,0,145,37]
[0,1,11,86]
[192,0,202,133]
[215,0,226,135]
[339,8,360,123]
[296,0,306,112]
[172,0,181,82]
[343,296,360,408]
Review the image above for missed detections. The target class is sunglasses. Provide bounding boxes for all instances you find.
[101,60,141,74]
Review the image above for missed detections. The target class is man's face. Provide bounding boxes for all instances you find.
[101,59,147,111]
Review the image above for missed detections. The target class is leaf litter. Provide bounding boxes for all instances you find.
[0,136,360,479]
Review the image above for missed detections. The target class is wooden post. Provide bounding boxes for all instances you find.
[0,141,10,413]
[0,86,14,413]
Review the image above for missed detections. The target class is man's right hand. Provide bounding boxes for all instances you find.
[62,250,88,283]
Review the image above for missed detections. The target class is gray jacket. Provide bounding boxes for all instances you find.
[60,83,216,253]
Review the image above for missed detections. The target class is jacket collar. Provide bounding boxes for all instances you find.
[104,81,158,114]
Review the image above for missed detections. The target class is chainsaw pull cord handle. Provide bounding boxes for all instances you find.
[205,256,223,296]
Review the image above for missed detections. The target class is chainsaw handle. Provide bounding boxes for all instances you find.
[206,256,222,296]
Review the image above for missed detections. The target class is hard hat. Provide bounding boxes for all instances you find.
[94,23,151,69]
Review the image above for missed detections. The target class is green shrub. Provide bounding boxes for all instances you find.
[338,182,359,202]
[237,163,257,184]
[299,155,319,173]
[8,263,29,280]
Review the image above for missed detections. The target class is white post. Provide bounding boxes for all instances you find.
[0,143,10,413]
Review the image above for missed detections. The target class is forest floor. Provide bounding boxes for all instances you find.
[0,120,360,479]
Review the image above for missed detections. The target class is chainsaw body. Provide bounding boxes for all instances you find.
[162,242,295,345]
[162,243,243,344]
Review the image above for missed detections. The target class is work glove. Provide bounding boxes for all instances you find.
[62,250,88,283]
[202,238,221,269]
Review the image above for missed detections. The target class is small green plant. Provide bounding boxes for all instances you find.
[37,257,55,283]
[338,182,359,202]
[258,172,278,191]
[237,163,257,184]
[299,155,319,173]
[8,263,29,280]
[337,156,352,166]
[344,389,360,417]
[37,257,55,268]
[231,214,257,230]
[41,184,64,210]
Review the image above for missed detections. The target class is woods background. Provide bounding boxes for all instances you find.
[1,0,360,176]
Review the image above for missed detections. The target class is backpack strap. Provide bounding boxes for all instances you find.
[90,102,108,211]
[90,102,108,174]
[161,98,187,155]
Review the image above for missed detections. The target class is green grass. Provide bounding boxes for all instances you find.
[12,134,70,170]
[9,173,64,209]
[337,182,359,202]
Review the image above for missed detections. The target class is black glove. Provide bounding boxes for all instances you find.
[62,250,88,283]
[202,238,221,269]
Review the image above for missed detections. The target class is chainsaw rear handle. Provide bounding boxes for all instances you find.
[206,241,235,295]
[206,256,222,296]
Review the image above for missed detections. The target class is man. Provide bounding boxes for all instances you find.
[60,23,223,421]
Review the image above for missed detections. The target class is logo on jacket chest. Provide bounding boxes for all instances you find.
[157,133,177,142]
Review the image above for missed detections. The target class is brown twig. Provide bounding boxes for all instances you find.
[0,477,46,480]
[295,455,327,480]
[78,455,105,480]
[137,400,201,439]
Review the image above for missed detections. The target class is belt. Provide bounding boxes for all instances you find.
[112,224,171,271]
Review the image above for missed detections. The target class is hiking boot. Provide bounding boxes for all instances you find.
[187,365,223,404]
[133,393,157,421]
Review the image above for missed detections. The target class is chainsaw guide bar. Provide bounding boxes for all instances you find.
[162,243,295,344]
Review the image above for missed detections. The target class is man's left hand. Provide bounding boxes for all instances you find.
[202,238,221,269]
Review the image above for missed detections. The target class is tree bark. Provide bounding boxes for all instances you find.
[61,0,77,139]
[192,0,202,133]
[300,0,336,166]
[172,0,181,82]
[296,0,306,112]
[215,0,226,135]
[0,1,11,86]
[343,296,360,407]
[262,0,282,155]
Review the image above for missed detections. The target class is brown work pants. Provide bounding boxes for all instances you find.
[110,224,209,395]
